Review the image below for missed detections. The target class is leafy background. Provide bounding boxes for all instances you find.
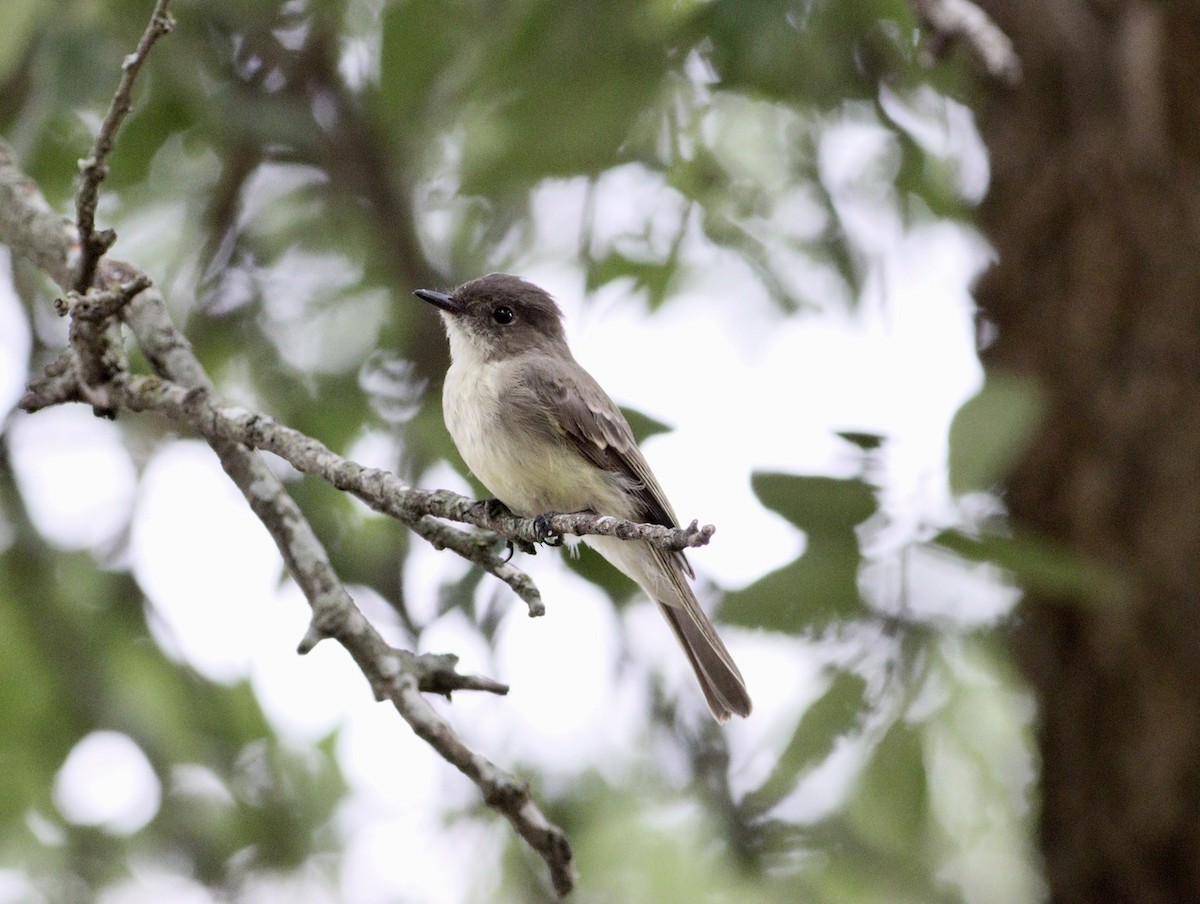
[0,0,1077,901]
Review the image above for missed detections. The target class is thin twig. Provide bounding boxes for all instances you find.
[409,514,546,617]
[111,373,550,615]
[54,274,152,321]
[73,0,175,291]
[394,674,576,896]
[61,260,148,417]
[400,651,510,697]
[113,374,716,553]
[20,350,81,411]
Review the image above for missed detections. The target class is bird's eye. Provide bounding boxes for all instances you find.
[492,306,514,325]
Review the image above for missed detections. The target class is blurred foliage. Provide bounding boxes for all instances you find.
[0,0,1087,901]
[947,371,1045,496]
[740,668,869,821]
[932,527,1131,609]
[723,473,876,632]
[0,452,345,898]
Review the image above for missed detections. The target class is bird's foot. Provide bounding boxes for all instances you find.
[470,499,536,558]
[533,512,565,547]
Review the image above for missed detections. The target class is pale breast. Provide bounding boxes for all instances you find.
[441,357,628,517]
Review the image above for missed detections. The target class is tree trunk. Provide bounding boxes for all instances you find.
[974,3,1200,902]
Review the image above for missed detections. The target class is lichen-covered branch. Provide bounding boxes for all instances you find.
[0,142,76,285]
[394,673,576,897]
[73,0,176,291]
[116,286,577,886]
[93,371,547,616]
[110,374,715,553]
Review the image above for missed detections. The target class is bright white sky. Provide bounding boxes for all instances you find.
[0,85,1026,903]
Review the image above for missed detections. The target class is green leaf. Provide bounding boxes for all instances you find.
[377,0,465,133]
[753,472,877,534]
[947,371,1045,495]
[0,551,75,831]
[742,669,868,819]
[619,406,672,445]
[694,0,916,107]
[0,0,38,84]
[721,474,876,632]
[456,2,675,193]
[835,430,885,452]
[587,251,678,310]
[932,528,1131,607]
[846,719,928,856]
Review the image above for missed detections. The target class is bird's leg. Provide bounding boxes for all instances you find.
[532,511,565,547]
[469,498,536,558]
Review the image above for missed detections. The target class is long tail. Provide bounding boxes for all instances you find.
[586,536,752,720]
[655,585,752,722]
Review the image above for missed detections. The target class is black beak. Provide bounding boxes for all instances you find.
[414,288,463,314]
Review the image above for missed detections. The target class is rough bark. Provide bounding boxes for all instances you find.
[974,3,1200,902]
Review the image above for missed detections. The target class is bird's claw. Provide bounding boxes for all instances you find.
[533,512,565,546]
[470,499,535,558]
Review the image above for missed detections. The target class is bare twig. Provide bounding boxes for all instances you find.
[105,373,547,615]
[60,260,151,417]
[73,0,175,291]
[913,0,1022,86]
[109,373,715,552]
[55,274,152,321]
[408,514,546,617]
[50,270,153,416]
[0,142,76,285]
[20,350,82,410]
[400,651,510,697]
[394,673,576,896]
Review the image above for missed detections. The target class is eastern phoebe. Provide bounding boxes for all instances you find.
[415,273,752,721]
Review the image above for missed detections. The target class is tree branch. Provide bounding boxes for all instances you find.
[0,142,76,286]
[6,198,577,898]
[73,0,176,292]
[91,371,548,617]
[115,374,714,550]
[394,674,576,897]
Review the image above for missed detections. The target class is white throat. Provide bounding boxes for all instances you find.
[441,313,494,369]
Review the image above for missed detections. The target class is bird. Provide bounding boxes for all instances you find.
[415,273,751,721]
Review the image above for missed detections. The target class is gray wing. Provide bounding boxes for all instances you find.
[515,356,692,571]
[517,356,751,719]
